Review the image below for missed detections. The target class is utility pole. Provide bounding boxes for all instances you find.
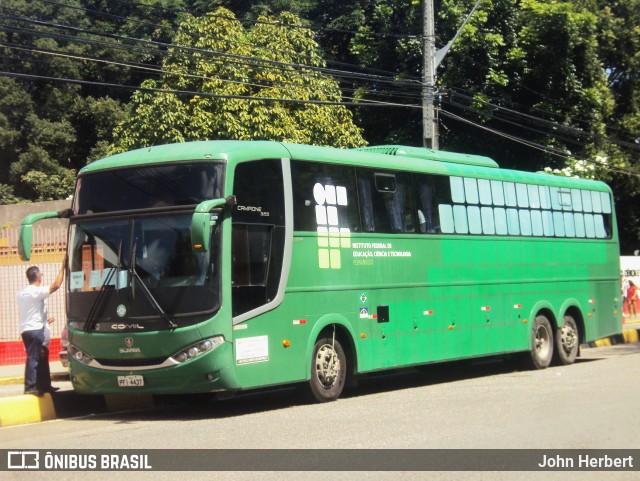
[422,0,482,151]
[422,0,438,150]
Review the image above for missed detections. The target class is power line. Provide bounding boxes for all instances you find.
[105,0,423,40]
[37,0,423,82]
[447,88,640,153]
[0,70,421,109]
[442,98,597,150]
[0,13,422,91]
[0,42,423,106]
[440,109,640,177]
[3,2,636,174]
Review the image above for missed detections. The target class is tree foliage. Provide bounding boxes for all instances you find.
[111,8,365,151]
[0,0,638,251]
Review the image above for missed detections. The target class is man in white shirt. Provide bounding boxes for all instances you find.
[17,258,66,396]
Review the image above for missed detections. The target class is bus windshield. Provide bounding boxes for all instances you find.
[65,162,224,332]
[74,162,223,215]
[67,213,220,332]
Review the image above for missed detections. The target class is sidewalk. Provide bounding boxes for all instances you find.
[0,360,69,397]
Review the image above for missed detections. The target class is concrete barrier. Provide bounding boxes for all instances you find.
[0,393,56,427]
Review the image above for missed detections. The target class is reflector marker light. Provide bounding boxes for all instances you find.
[293,320,307,325]
[424,310,434,316]
[589,299,596,304]
[513,304,522,309]
[481,306,491,311]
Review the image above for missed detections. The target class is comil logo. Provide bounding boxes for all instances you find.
[8,451,39,470]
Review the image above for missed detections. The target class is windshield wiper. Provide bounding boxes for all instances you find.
[129,241,178,329]
[83,240,122,332]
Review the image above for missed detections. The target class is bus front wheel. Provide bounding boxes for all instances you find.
[525,315,554,370]
[307,336,347,402]
[554,315,579,365]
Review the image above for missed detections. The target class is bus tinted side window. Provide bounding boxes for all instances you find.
[232,159,285,317]
[357,169,415,233]
[291,161,359,232]
[414,174,450,234]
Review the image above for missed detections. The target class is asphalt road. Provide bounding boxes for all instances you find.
[1,343,639,481]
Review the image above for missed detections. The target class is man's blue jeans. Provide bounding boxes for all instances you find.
[21,329,48,393]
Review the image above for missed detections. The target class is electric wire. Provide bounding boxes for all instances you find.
[440,109,640,177]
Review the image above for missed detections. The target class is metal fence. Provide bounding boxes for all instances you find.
[1,227,67,361]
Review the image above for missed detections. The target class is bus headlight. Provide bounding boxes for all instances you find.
[69,344,94,366]
[171,336,224,364]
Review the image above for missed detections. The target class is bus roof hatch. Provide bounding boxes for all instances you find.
[357,145,499,169]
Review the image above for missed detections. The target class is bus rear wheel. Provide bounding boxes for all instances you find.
[524,315,554,370]
[307,336,347,402]
[554,315,579,365]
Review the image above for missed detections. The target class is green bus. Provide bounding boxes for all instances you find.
[19,141,622,401]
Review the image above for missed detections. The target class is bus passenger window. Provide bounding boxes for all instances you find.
[464,178,479,204]
[539,185,552,210]
[357,169,414,233]
[564,213,576,237]
[581,190,593,212]
[417,182,436,233]
[467,206,482,234]
[506,209,520,235]
[574,213,586,237]
[439,205,454,233]
[571,189,583,211]
[504,183,518,207]
[291,161,359,232]
[494,208,508,235]
[516,183,529,208]
[491,181,505,206]
[478,179,492,205]
[591,191,603,213]
[481,207,495,235]
[453,205,468,234]
[601,192,612,214]
[450,177,465,203]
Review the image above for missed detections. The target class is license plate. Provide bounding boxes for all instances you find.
[117,375,144,387]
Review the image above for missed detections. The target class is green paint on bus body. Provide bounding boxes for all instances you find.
[27,140,619,398]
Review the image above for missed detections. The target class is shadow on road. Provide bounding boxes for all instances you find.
[59,351,612,423]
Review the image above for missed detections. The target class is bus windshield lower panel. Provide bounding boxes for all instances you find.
[67,213,220,332]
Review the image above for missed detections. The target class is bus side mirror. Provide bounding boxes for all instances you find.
[191,196,236,252]
[19,210,70,261]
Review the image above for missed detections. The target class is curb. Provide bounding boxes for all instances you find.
[0,393,56,427]
[588,327,640,348]
[0,328,639,427]
[0,371,69,386]
[0,377,23,387]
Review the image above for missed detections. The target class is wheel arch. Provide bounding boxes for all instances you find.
[305,314,358,382]
[561,302,586,344]
[529,302,558,334]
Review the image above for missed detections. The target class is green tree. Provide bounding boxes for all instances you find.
[0,0,128,203]
[112,8,365,151]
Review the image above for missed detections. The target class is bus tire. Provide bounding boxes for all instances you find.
[525,315,554,370]
[307,335,347,402]
[554,315,579,365]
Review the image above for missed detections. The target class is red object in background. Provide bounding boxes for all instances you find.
[0,338,61,365]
